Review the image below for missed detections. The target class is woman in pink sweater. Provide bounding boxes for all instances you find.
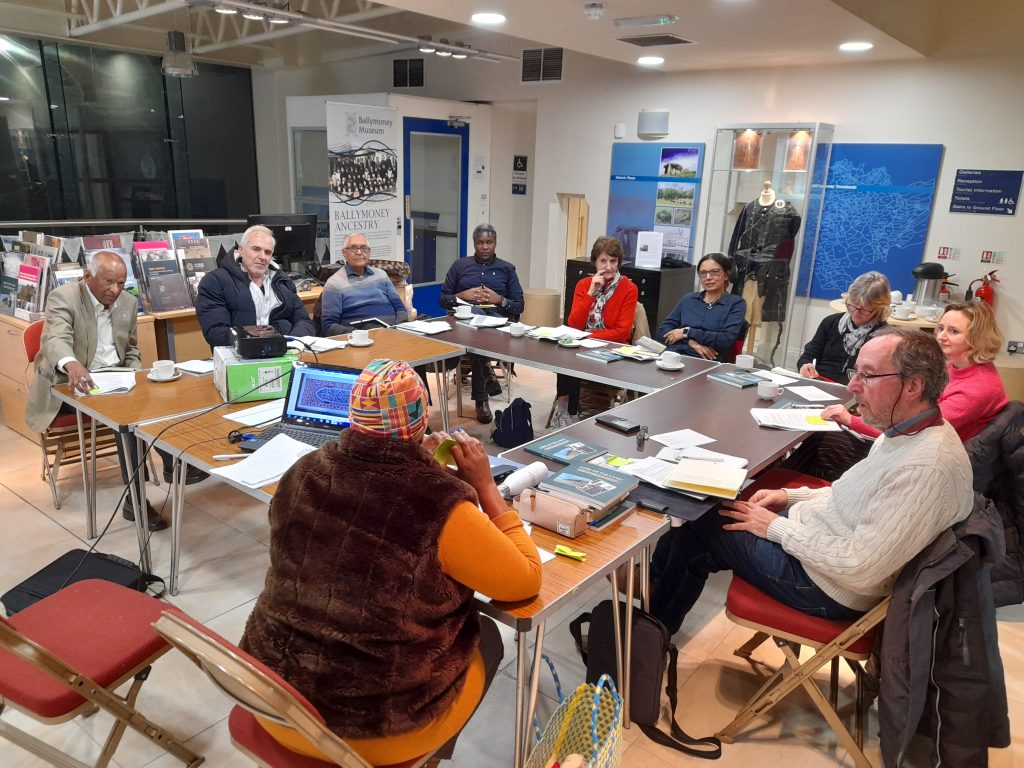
[824,302,1008,441]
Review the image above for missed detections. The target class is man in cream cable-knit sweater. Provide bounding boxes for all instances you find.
[651,329,973,634]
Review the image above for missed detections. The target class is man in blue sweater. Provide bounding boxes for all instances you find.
[321,234,408,336]
[440,224,524,423]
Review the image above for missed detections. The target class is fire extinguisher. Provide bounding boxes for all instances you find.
[939,275,957,303]
[966,270,999,305]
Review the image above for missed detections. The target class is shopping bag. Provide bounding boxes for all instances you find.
[526,671,622,768]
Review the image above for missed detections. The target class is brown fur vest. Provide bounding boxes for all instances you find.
[241,429,480,738]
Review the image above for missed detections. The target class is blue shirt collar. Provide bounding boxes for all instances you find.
[345,263,375,279]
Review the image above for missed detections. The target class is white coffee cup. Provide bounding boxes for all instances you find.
[349,328,370,344]
[454,305,473,319]
[757,380,784,400]
[661,350,683,367]
[735,354,755,370]
[902,299,917,312]
[509,322,526,337]
[151,360,176,380]
[890,290,902,304]
[892,305,912,319]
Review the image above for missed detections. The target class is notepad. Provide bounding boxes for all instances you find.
[665,458,748,500]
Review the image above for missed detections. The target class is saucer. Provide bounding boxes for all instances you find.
[656,360,685,371]
[147,370,181,382]
[557,341,581,348]
[348,338,374,347]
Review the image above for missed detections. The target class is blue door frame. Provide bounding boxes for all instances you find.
[402,117,469,318]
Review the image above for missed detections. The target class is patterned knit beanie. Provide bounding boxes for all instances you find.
[349,358,428,442]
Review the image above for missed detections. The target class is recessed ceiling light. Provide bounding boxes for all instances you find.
[839,41,874,52]
[471,12,506,25]
[637,56,664,67]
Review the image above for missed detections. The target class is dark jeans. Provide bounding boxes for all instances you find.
[555,373,581,415]
[433,614,504,759]
[650,507,863,635]
[470,353,493,403]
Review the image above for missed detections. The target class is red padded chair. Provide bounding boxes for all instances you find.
[153,611,433,768]
[0,579,202,767]
[23,319,119,516]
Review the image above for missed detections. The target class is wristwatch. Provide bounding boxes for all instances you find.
[681,327,690,339]
[500,297,509,310]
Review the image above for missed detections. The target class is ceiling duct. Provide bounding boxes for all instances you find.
[521,48,563,82]
[618,34,694,47]
[163,30,198,77]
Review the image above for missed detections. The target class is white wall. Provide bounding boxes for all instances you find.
[252,49,1024,344]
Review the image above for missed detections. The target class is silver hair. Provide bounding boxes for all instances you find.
[472,223,497,241]
[876,327,948,405]
[342,232,370,250]
[239,224,276,250]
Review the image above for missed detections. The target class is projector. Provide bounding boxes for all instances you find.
[231,325,288,359]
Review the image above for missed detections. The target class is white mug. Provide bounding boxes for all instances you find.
[454,305,473,318]
[151,359,176,380]
[661,350,683,366]
[509,322,526,337]
[892,306,912,319]
[757,381,784,400]
[735,354,755,370]
[349,328,370,343]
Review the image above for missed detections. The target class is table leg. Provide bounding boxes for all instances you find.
[433,360,451,433]
[169,458,187,595]
[127,434,152,574]
[513,630,527,768]
[523,624,547,763]
[76,411,97,539]
[622,555,636,728]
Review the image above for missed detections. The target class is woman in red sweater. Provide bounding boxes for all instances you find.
[553,236,638,426]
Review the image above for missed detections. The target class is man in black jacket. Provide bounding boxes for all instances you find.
[195,224,315,350]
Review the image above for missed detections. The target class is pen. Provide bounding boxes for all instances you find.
[838,424,869,442]
[212,454,247,460]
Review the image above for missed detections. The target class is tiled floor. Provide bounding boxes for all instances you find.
[0,364,1019,767]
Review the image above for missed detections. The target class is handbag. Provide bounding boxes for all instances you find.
[526,665,622,768]
[569,599,721,759]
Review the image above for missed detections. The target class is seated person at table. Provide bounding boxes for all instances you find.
[439,223,525,424]
[797,271,890,384]
[26,250,184,531]
[552,235,638,427]
[320,233,408,335]
[656,253,746,361]
[240,359,541,765]
[650,329,972,635]
[195,224,315,350]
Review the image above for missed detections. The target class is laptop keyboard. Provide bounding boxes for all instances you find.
[258,424,340,447]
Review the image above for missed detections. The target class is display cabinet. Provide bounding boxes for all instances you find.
[701,123,834,367]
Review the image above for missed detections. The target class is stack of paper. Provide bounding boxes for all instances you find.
[750,408,840,431]
[89,371,137,394]
[528,325,590,340]
[665,458,748,499]
[208,434,315,488]
[288,335,347,352]
[396,320,452,335]
[467,315,508,328]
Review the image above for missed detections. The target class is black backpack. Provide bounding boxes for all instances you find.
[491,397,534,448]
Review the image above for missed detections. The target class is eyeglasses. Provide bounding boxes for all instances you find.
[698,268,724,278]
[344,245,371,253]
[845,301,872,313]
[845,368,901,383]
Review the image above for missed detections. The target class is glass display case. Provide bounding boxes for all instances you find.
[701,123,833,368]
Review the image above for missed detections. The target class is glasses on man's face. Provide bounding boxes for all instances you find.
[344,245,371,254]
[846,368,901,383]
[845,301,871,313]
[698,268,724,279]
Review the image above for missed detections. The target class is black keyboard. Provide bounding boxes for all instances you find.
[258,424,339,447]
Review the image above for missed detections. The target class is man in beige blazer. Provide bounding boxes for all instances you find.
[26,251,169,529]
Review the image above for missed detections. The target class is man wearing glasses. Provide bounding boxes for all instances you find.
[651,328,972,635]
[320,233,408,336]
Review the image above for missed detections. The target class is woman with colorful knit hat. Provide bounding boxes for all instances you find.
[241,358,542,765]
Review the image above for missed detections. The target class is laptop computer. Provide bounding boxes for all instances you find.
[248,362,361,449]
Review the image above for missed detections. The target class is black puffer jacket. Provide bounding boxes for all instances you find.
[964,400,1024,606]
[194,257,315,349]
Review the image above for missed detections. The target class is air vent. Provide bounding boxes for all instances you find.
[521,48,563,82]
[393,59,424,88]
[618,34,693,47]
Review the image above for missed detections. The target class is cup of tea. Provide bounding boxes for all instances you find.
[349,328,370,344]
[661,350,683,367]
[735,354,755,370]
[454,305,473,319]
[151,360,176,380]
[756,380,784,400]
[892,305,912,320]
[509,322,526,337]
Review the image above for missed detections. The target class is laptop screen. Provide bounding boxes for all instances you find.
[282,363,361,430]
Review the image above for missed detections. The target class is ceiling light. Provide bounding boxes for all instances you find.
[418,35,436,53]
[583,2,604,20]
[471,12,506,24]
[242,10,265,20]
[436,38,452,56]
[614,15,678,28]
[0,96,9,102]
[839,41,874,52]
[452,44,468,59]
[268,16,288,24]
[637,56,664,67]
[215,6,237,13]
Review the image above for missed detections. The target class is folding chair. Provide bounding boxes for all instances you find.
[715,577,889,767]
[0,579,203,767]
[23,319,120,516]
[152,611,433,768]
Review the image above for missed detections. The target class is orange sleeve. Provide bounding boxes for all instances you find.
[566,277,595,330]
[567,278,638,342]
[437,502,542,601]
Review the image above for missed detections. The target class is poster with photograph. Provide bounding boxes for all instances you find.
[732,130,762,171]
[326,102,401,260]
[784,130,812,172]
[607,143,704,267]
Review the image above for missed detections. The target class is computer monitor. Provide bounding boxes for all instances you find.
[246,213,318,274]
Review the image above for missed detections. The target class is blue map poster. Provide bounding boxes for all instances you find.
[608,143,704,264]
[809,143,943,298]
